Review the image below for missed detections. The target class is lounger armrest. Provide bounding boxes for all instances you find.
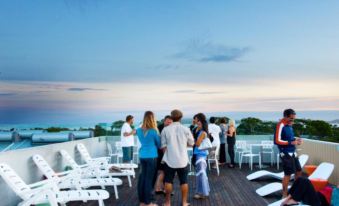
[28,179,51,188]
[79,163,89,168]
[56,170,71,176]
[92,156,110,163]
[29,179,60,193]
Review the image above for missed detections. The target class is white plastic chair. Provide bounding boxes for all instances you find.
[239,144,261,170]
[59,149,133,187]
[235,140,250,167]
[261,140,274,166]
[207,145,220,176]
[32,154,122,199]
[0,163,109,206]
[107,142,123,163]
[256,162,335,196]
[247,154,309,181]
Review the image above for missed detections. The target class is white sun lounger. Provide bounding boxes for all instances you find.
[59,149,133,187]
[76,143,138,177]
[256,162,335,197]
[247,154,309,181]
[32,154,122,199]
[0,163,109,206]
[267,198,310,206]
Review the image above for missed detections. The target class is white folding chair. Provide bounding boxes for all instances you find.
[239,144,261,170]
[207,145,220,176]
[235,140,250,167]
[261,140,274,166]
[0,163,109,206]
[107,142,123,163]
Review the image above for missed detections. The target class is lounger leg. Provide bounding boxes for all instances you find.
[239,154,242,169]
[128,175,132,187]
[114,185,119,199]
[98,199,105,206]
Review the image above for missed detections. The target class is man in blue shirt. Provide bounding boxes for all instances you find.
[274,109,303,197]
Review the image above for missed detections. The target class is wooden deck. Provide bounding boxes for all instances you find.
[69,164,282,206]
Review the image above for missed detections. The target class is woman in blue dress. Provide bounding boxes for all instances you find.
[193,113,210,199]
[136,111,160,206]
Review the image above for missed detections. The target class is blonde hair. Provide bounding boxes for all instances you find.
[229,119,235,127]
[142,111,158,132]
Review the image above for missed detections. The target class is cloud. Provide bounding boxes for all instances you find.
[0,92,17,96]
[173,90,223,95]
[173,39,250,63]
[173,90,196,93]
[67,87,106,92]
[152,64,180,71]
[197,91,224,95]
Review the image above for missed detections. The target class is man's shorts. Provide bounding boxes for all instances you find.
[164,163,188,185]
[280,153,302,176]
[122,146,133,162]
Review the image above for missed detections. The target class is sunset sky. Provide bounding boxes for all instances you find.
[0,1,338,124]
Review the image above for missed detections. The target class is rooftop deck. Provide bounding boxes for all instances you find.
[0,136,337,206]
[69,165,280,206]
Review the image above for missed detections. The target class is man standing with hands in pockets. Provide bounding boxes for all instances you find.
[274,109,303,197]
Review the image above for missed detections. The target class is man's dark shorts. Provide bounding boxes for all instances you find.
[280,153,302,176]
[164,163,188,185]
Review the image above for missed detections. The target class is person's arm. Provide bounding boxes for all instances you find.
[154,130,161,149]
[195,132,206,147]
[275,122,289,146]
[160,129,167,152]
[187,129,194,147]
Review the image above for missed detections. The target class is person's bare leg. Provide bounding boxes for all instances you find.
[181,183,189,206]
[155,171,165,192]
[295,171,302,180]
[280,195,297,206]
[282,175,291,198]
[164,183,172,206]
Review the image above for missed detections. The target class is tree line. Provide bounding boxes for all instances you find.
[94,117,339,143]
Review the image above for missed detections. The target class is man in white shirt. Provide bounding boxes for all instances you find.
[161,109,194,206]
[120,115,136,163]
[208,117,221,147]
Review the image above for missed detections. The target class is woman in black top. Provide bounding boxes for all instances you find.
[227,120,236,168]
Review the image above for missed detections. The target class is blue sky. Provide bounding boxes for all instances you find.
[0,1,339,124]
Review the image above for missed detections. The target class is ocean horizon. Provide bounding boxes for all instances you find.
[1,110,338,130]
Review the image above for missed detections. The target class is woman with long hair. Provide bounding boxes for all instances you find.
[227,119,236,168]
[193,113,210,199]
[136,111,160,206]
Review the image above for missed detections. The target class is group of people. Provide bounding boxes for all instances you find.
[119,108,335,206]
[119,109,237,206]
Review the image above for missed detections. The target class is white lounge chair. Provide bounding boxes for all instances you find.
[256,162,335,197]
[267,197,310,206]
[32,154,122,199]
[0,163,109,206]
[59,149,133,187]
[76,143,138,177]
[247,154,309,181]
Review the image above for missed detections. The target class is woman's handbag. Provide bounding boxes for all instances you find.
[198,137,212,150]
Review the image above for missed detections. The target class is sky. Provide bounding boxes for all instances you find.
[0,0,339,124]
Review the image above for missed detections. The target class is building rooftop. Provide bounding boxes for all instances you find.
[69,166,280,206]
